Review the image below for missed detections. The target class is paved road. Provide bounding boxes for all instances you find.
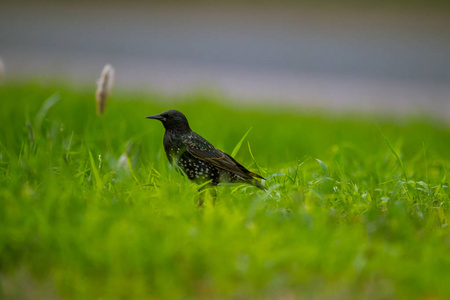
[1,2,450,117]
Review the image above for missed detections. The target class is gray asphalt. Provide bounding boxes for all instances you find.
[1,2,450,117]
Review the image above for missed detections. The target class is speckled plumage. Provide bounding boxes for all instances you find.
[147,110,266,190]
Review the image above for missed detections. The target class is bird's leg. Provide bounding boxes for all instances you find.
[209,188,217,206]
[197,185,217,207]
[197,190,205,207]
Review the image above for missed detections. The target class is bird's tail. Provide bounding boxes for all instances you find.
[249,171,265,180]
[248,171,267,191]
[252,179,268,191]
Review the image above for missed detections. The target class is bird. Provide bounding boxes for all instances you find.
[146,110,266,197]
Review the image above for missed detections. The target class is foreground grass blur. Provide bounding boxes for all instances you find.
[0,83,449,299]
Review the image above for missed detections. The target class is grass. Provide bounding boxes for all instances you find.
[0,82,449,299]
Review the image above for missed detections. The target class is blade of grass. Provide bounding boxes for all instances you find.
[316,159,329,176]
[88,150,103,191]
[35,93,60,130]
[377,125,410,200]
[377,125,407,182]
[231,127,252,158]
[126,155,141,185]
[247,141,264,177]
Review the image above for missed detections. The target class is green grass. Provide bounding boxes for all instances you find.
[0,82,449,299]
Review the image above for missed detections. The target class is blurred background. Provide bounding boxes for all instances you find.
[1,0,450,118]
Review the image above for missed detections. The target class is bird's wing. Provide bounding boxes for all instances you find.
[184,133,265,180]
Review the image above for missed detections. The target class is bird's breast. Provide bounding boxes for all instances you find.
[163,132,186,163]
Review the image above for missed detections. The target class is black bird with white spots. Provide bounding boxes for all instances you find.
[146,110,266,190]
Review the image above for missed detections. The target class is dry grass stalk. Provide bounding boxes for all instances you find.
[96,64,115,115]
[0,57,4,83]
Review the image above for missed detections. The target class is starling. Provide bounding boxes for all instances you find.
[146,110,266,191]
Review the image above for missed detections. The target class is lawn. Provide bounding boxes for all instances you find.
[0,82,449,299]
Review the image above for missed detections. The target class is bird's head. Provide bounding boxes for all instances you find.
[146,110,191,132]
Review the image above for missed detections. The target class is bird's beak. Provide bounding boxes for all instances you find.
[146,114,165,121]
